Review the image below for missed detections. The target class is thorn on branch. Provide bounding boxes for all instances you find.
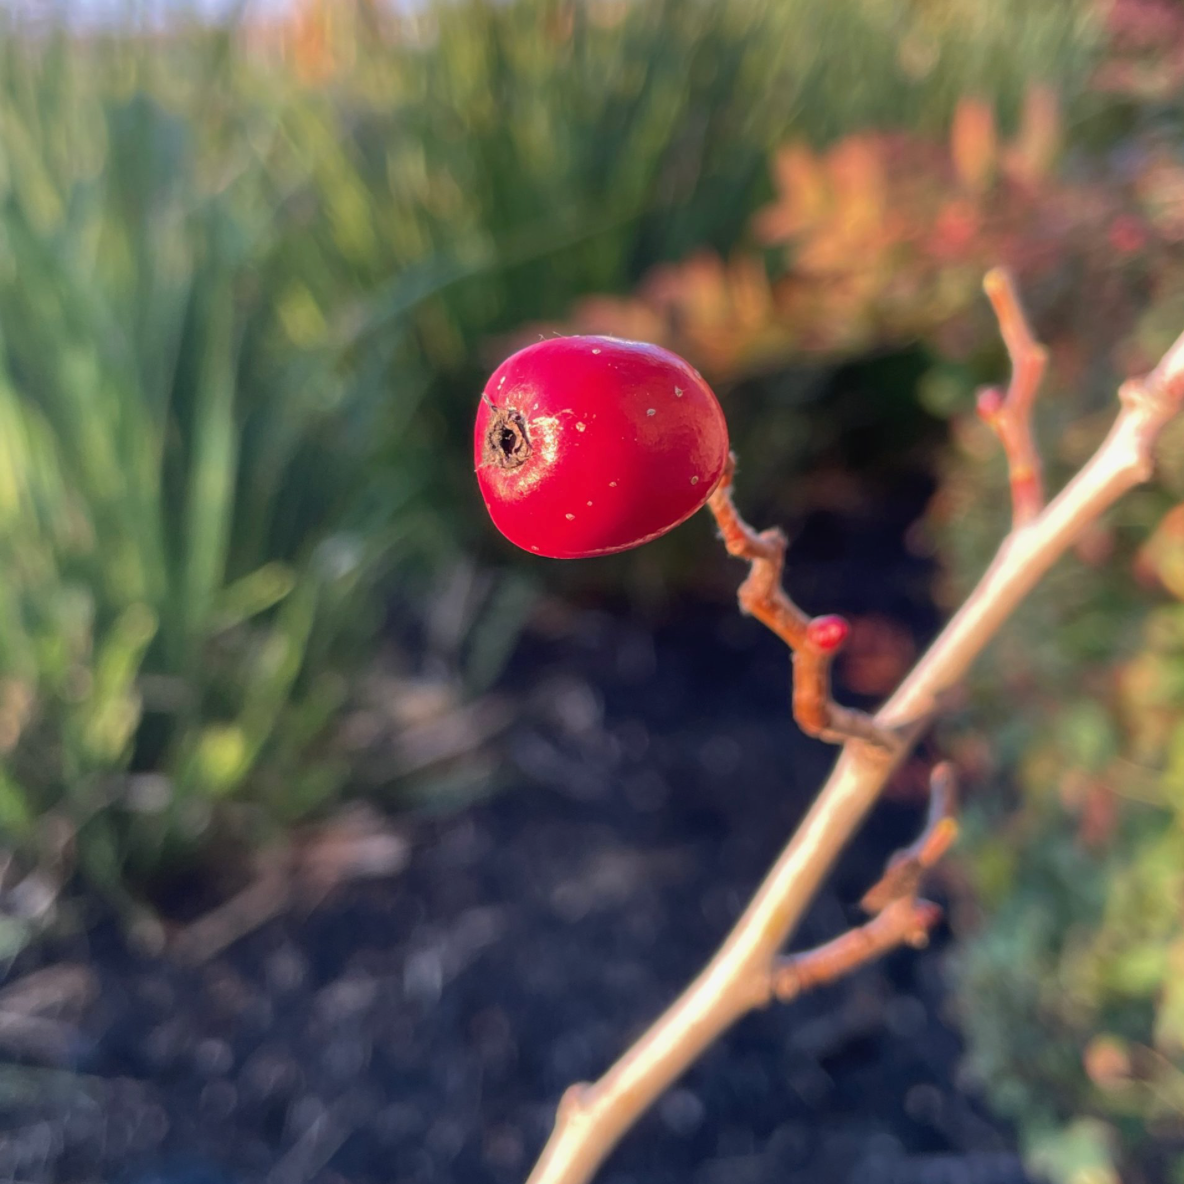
[706,456,897,751]
[768,762,957,1005]
[977,268,1049,528]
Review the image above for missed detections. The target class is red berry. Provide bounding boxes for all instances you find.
[474,336,729,558]
[805,614,849,652]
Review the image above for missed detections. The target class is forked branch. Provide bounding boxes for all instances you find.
[524,277,1184,1184]
[771,763,956,1004]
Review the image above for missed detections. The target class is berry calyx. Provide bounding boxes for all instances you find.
[474,336,729,559]
[805,614,850,653]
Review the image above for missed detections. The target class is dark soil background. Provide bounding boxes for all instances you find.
[0,462,1034,1184]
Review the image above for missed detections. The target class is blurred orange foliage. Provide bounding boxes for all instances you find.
[242,0,362,83]
[517,88,1184,385]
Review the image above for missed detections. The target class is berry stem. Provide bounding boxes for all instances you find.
[707,457,897,749]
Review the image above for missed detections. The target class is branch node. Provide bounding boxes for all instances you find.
[1118,378,1144,409]
[557,1083,592,1123]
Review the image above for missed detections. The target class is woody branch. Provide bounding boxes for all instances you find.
[523,271,1184,1184]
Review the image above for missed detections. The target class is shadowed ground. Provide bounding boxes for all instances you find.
[0,473,1031,1184]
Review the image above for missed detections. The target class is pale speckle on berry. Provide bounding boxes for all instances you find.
[674,386,683,397]
[586,501,593,506]
[646,408,656,417]
[591,348,601,354]
[565,513,575,520]
[690,475,699,485]
[576,422,586,432]
[609,481,617,487]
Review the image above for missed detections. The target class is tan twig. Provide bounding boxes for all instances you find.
[861,761,957,915]
[976,267,1049,527]
[524,285,1184,1184]
[770,896,942,1003]
[771,763,956,1004]
[706,458,896,749]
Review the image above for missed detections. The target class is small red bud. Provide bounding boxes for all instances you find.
[976,387,1004,421]
[806,614,849,653]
